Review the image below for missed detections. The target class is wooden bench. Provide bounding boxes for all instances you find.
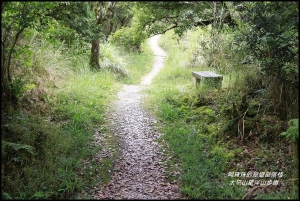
[192,71,223,89]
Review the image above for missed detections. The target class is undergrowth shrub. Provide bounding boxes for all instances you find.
[1,113,73,199]
[1,28,120,199]
[109,21,147,52]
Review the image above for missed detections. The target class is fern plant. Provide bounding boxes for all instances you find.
[280,119,299,142]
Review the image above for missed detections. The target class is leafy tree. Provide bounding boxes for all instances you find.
[133,1,236,37]
[235,1,298,119]
[1,2,56,112]
[1,2,108,111]
[45,2,97,47]
[88,1,133,69]
[114,1,238,53]
[109,2,146,51]
[132,1,298,120]
[109,19,147,52]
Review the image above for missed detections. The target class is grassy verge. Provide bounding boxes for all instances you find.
[1,31,154,199]
[144,30,244,199]
[144,29,298,199]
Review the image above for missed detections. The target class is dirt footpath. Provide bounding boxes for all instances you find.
[93,35,185,199]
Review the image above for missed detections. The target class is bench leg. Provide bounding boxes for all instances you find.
[193,77,222,89]
[193,77,201,87]
[205,78,222,89]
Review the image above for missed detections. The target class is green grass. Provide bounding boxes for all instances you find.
[144,28,298,199]
[51,69,122,199]
[3,27,298,200]
[118,39,154,84]
[144,29,244,199]
[1,30,122,199]
[1,28,157,199]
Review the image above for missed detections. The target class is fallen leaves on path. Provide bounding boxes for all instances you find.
[91,85,185,199]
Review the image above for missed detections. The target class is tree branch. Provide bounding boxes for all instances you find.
[142,15,180,30]
[194,12,237,27]
[149,24,184,37]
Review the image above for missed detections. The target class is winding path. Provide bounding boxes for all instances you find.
[93,35,184,199]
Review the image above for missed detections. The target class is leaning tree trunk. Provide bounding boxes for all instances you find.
[1,59,18,114]
[1,27,23,113]
[90,39,100,69]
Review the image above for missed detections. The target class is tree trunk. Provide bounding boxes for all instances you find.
[90,39,100,69]
[224,2,241,25]
[1,60,18,113]
[1,28,21,113]
[89,2,117,70]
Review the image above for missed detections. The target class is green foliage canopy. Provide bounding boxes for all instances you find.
[237,1,298,87]
[133,2,236,37]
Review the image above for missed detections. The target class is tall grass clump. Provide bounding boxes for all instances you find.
[98,38,154,84]
[106,37,154,85]
[2,29,120,199]
[177,25,262,96]
[28,30,74,88]
[122,39,154,84]
[10,30,73,113]
[99,42,129,78]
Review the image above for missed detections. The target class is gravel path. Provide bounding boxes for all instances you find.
[93,35,185,199]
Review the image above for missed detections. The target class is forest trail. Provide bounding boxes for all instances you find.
[92,35,185,199]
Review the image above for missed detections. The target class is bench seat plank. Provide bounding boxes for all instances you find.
[192,71,222,78]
